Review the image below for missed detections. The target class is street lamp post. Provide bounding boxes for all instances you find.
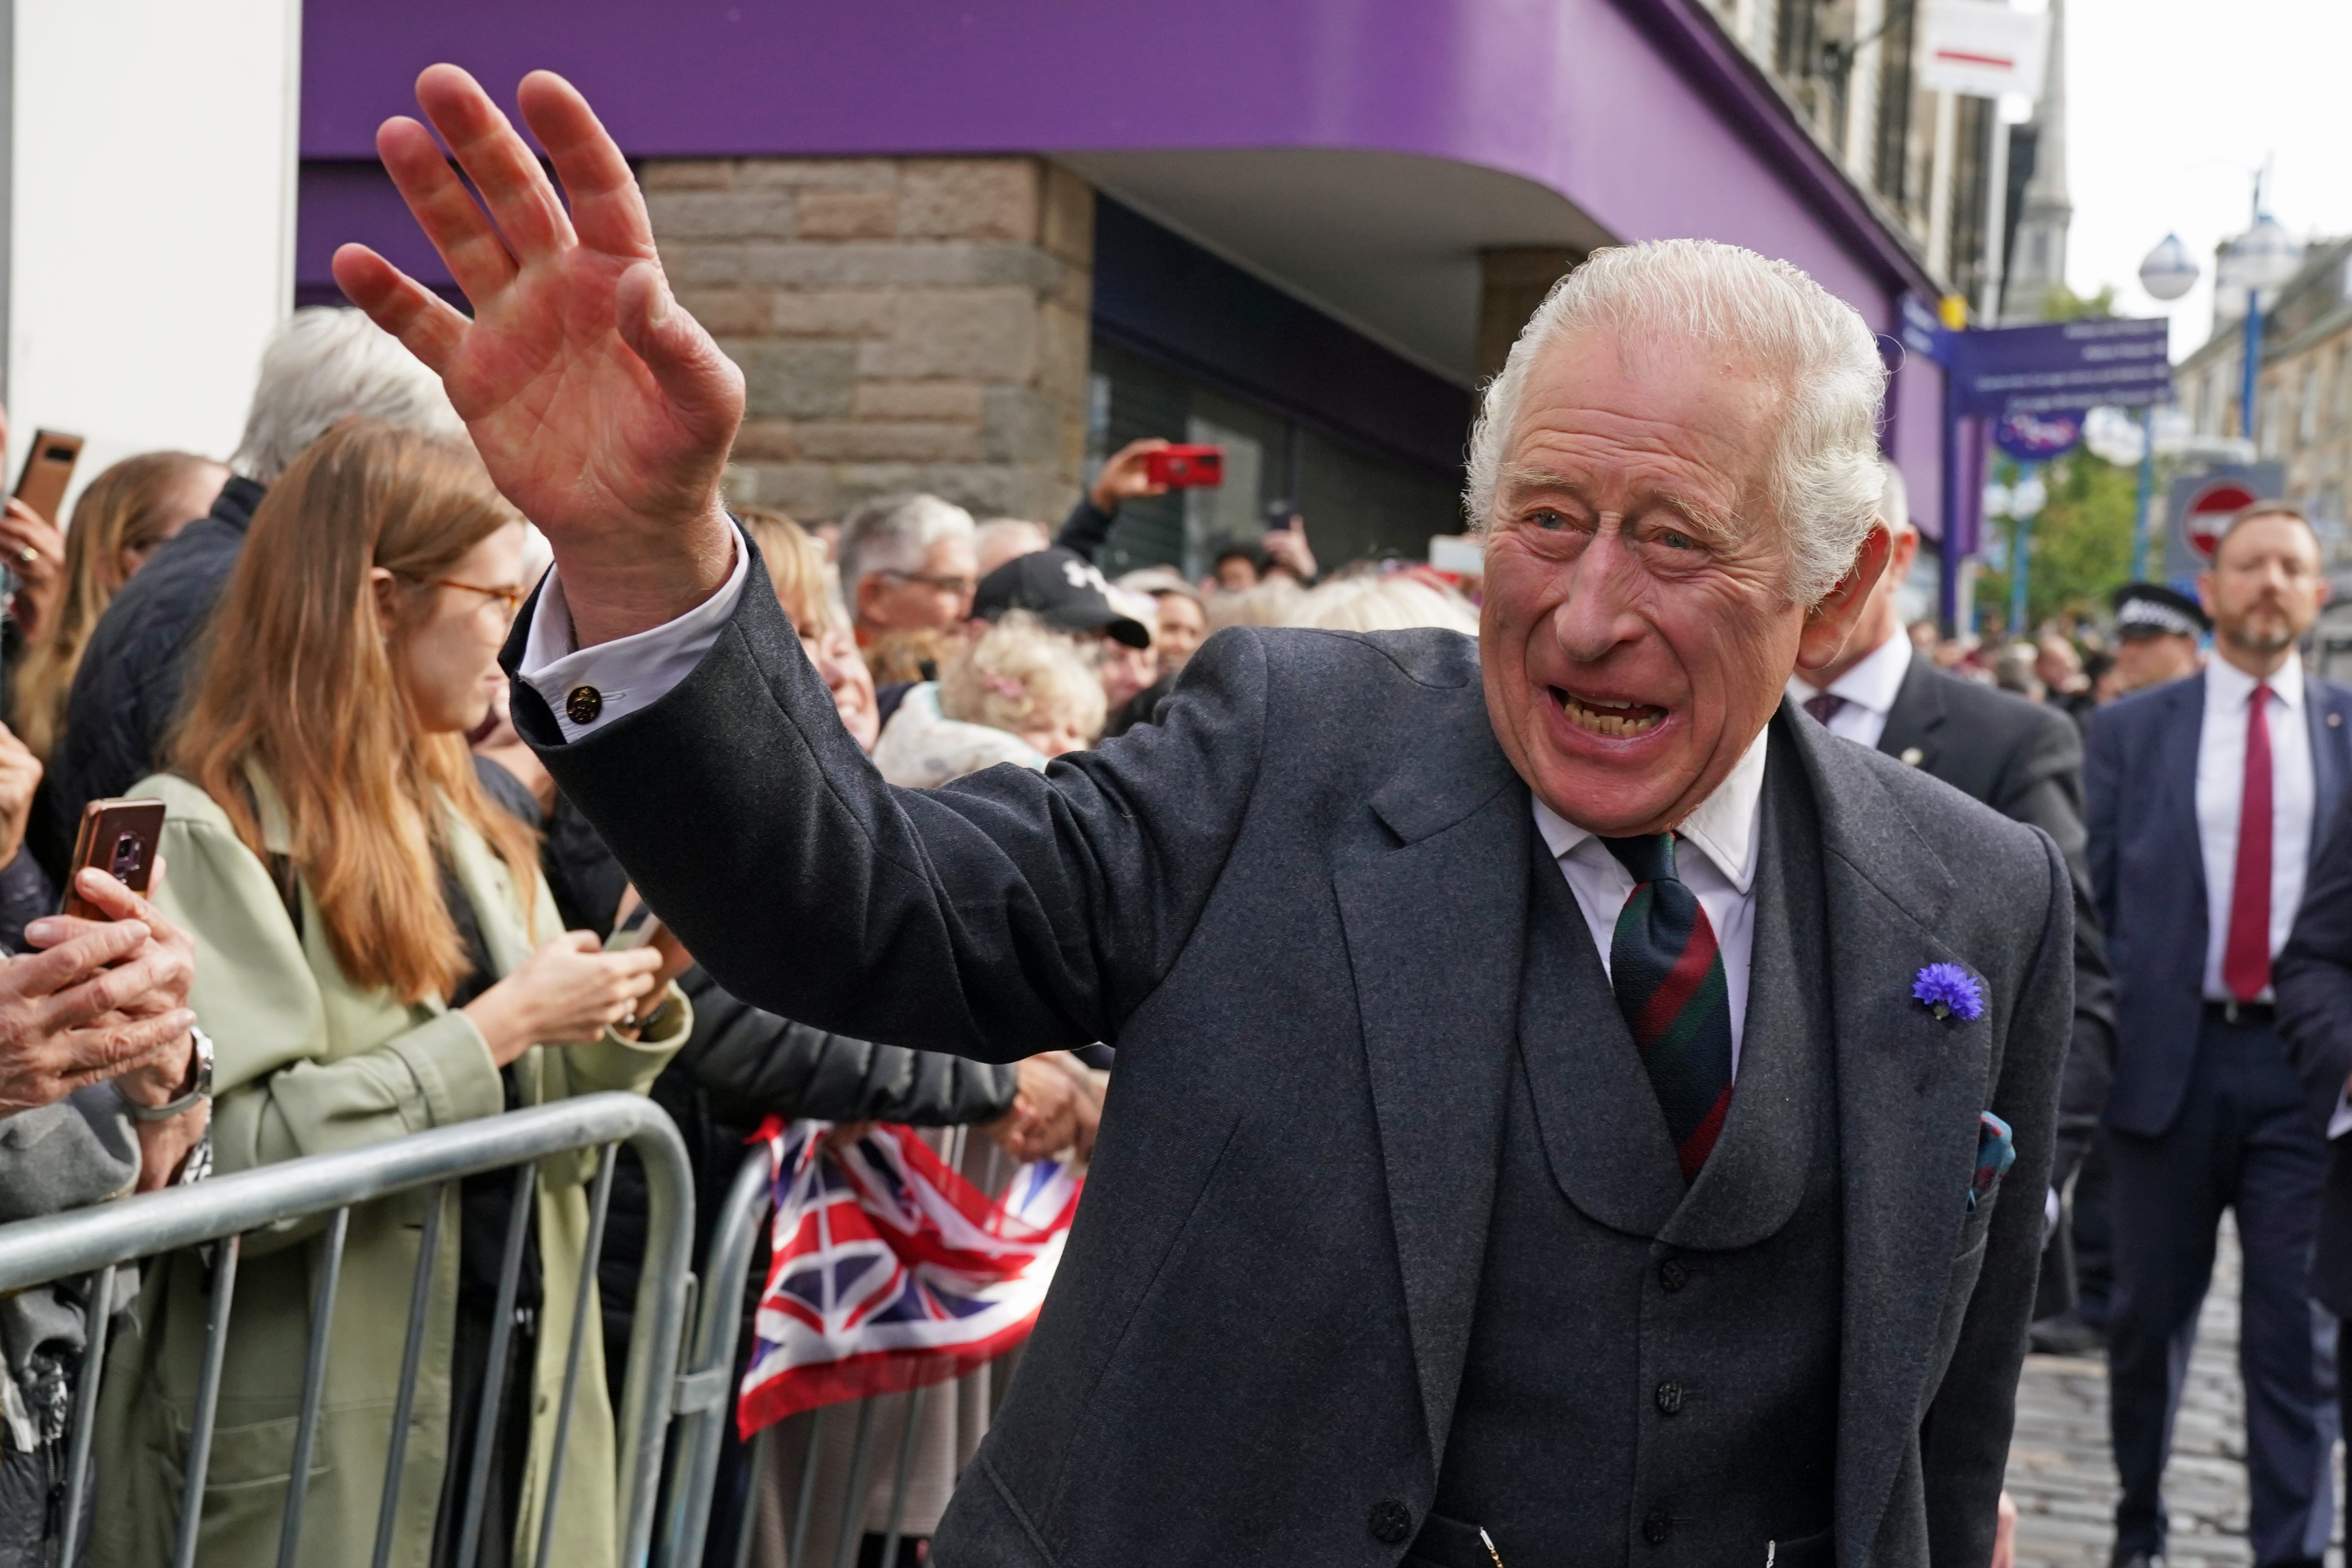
[2218,211,2305,445]
[2132,233,2200,581]
[2007,466,2047,635]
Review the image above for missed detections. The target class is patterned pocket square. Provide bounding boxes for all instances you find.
[1967,1111,2015,1214]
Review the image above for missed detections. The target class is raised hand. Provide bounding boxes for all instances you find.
[332,66,745,647]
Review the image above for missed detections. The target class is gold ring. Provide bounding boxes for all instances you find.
[15,546,34,566]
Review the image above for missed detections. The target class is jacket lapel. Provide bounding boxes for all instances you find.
[1873,653,1946,769]
[1333,687,1528,1477]
[1781,707,1998,1567]
[2158,677,2208,922]
[2307,680,2348,874]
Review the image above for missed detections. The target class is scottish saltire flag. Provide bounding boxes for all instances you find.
[736,1117,1083,1439]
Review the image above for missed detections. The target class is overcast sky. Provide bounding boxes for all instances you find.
[2063,0,2352,360]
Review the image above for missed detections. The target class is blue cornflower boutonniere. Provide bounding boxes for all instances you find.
[1912,963,1984,1021]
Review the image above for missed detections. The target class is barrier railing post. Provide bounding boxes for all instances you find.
[659,1147,775,1568]
[276,1205,351,1568]
[54,1263,114,1567]
[534,1144,618,1568]
[171,1235,241,1568]
[372,1186,445,1568]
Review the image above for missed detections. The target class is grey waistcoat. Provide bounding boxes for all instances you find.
[1421,749,1843,1568]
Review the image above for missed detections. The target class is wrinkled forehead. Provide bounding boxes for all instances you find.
[1502,328,1785,518]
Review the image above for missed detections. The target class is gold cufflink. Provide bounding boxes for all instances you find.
[567,686,604,725]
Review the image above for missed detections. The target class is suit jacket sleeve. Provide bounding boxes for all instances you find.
[2275,789,2352,1134]
[2083,706,2124,943]
[1987,706,2115,1184]
[506,550,1270,1062]
[1922,827,2074,1566]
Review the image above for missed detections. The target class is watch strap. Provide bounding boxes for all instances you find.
[126,1025,214,1123]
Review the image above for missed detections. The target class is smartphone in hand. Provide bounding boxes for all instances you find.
[605,897,666,953]
[61,798,166,919]
[13,431,82,525]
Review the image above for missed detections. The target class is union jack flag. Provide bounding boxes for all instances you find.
[736,1117,1083,1439]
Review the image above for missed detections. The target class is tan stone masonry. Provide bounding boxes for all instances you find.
[645,156,1095,524]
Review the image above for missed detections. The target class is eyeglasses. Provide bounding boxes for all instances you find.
[877,568,978,598]
[421,577,529,618]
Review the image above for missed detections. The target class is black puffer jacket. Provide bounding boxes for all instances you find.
[38,478,265,880]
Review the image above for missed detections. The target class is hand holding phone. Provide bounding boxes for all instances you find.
[61,799,167,920]
[1143,445,1224,489]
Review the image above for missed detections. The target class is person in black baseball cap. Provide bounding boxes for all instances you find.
[973,547,1151,646]
[2109,581,2208,696]
[972,546,1158,723]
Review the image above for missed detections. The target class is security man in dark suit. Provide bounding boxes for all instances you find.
[336,70,2072,1568]
[2275,724,2352,1561]
[1791,465,2117,1342]
[2087,504,2352,1568]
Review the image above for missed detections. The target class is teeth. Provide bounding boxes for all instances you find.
[1560,692,1664,737]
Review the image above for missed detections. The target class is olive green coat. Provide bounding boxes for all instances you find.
[90,773,687,1568]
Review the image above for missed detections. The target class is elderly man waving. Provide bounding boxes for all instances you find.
[338,67,2069,1568]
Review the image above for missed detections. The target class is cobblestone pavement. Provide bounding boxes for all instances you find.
[2004,1218,2344,1568]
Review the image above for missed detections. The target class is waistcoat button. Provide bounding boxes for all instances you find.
[1368,1499,1414,1544]
[1655,1380,1685,1415]
[1658,1257,1690,1292]
[1643,1508,1675,1544]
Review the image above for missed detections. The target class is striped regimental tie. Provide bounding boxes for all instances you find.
[1602,833,1735,1182]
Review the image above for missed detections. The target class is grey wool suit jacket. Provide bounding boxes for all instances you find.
[504,551,2071,1568]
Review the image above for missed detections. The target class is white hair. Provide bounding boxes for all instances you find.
[232,307,462,482]
[1284,573,1481,637]
[1462,239,1888,605]
[1879,457,1911,536]
[837,492,977,595]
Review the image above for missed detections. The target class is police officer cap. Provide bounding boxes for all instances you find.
[2109,581,2209,640]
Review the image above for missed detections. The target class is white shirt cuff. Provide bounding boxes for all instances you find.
[2329,1087,2352,1141]
[517,536,748,742]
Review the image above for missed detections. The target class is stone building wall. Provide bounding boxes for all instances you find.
[645,156,1096,524]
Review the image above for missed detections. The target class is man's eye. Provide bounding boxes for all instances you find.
[1531,509,1568,531]
[1658,528,1696,550]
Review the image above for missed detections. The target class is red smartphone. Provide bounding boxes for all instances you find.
[1144,445,1224,489]
[61,798,166,919]
[12,430,82,525]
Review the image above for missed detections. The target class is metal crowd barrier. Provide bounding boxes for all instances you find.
[665,1128,1004,1568]
[0,1092,694,1568]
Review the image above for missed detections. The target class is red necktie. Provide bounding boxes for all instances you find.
[2223,684,2274,1002]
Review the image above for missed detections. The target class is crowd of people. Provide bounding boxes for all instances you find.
[0,300,1497,1567]
[3,152,2352,1568]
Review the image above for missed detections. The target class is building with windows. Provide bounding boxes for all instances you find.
[5,0,2022,577]
[2174,237,2352,542]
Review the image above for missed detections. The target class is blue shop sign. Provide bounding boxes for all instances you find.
[1949,317,2171,418]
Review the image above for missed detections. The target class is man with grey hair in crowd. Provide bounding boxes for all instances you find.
[341,66,2068,1567]
[44,306,461,865]
[836,491,979,645]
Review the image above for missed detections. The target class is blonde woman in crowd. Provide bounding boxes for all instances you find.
[1282,568,1481,637]
[738,506,879,749]
[873,612,1105,787]
[93,422,689,1568]
[12,451,226,762]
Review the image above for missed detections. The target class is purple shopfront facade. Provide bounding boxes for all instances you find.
[297,0,1951,540]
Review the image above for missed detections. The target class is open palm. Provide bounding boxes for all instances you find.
[333,67,744,643]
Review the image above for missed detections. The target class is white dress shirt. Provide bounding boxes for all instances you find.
[1786,625,1913,750]
[1532,727,1769,1075]
[2195,655,2314,1003]
[519,538,748,743]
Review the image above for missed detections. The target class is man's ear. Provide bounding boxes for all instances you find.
[1797,522,1893,669]
[2197,570,2218,618]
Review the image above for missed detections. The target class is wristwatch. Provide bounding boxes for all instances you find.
[127,1026,214,1123]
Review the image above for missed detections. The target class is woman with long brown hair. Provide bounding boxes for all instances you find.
[11,451,225,762]
[91,421,689,1568]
